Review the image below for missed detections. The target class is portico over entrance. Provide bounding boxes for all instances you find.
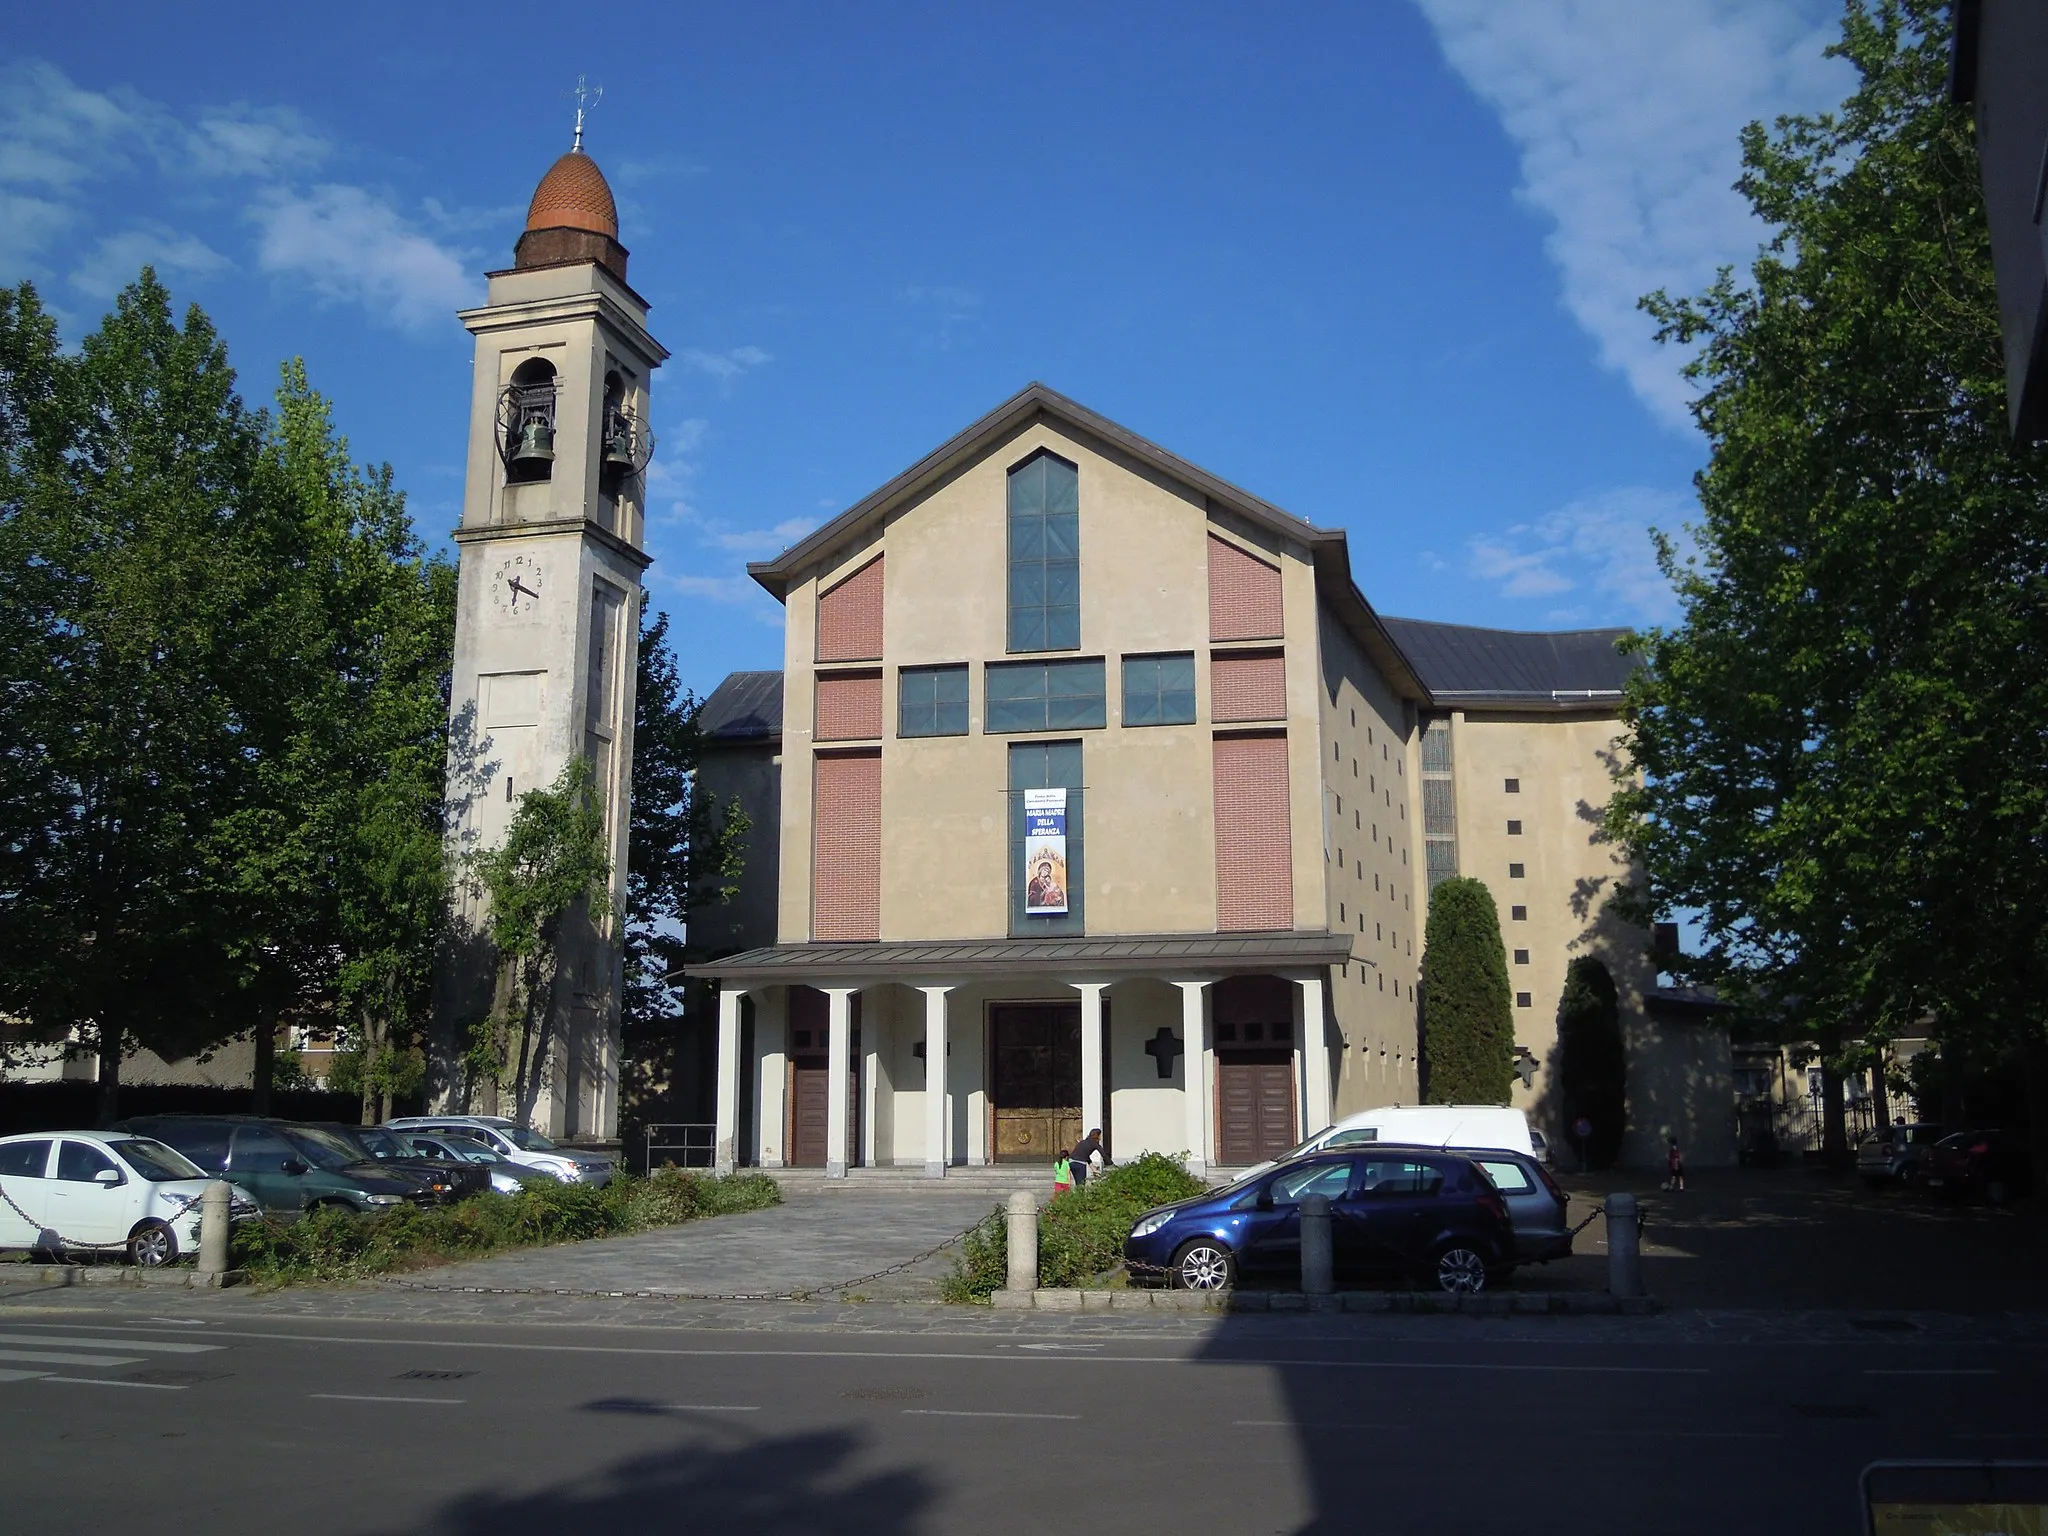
[690,931,1352,1179]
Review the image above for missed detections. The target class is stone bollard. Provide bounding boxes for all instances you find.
[1299,1193,1334,1295]
[1006,1190,1039,1293]
[198,1180,232,1276]
[1605,1191,1643,1299]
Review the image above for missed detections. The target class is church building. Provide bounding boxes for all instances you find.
[691,385,1691,1176]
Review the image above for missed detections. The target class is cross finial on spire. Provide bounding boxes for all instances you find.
[571,75,603,153]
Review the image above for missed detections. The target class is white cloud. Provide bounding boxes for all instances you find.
[249,184,478,329]
[679,345,772,389]
[899,283,982,348]
[71,225,231,299]
[1414,0,1849,429]
[1467,486,1694,624]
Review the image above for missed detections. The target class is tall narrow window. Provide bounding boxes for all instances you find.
[1007,452,1080,652]
[1009,740,1084,936]
[584,581,627,805]
[1421,717,1457,892]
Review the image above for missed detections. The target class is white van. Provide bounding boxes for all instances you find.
[1235,1104,1535,1181]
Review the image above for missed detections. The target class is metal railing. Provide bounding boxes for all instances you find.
[642,1122,716,1173]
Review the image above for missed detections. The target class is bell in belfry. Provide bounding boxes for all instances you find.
[602,419,634,468]
[513,418,555,466]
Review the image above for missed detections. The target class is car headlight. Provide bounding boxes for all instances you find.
[549,1160,581,1181]
[1130,1210,1176,1240]
[364,1193,407,1206]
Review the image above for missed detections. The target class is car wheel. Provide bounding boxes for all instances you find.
[1169,1238,1235,1291]
[1431,1244,1488,1294]
[127,1220,177,1268]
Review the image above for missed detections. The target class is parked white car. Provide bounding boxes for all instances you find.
[0,1130,257,1266]
[384,1116,614,1186]
[1236,1104,1536,1182]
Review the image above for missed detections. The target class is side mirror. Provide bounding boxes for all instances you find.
[93,1167,123,1186]
[1256,1190,1275,1211]
[281,1159,308,1176]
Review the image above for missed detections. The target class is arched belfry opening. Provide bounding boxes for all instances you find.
[500,356,559,484]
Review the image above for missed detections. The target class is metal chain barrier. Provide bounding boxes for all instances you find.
[0,1177,210,1257]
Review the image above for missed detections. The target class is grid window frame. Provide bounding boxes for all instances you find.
[897,663,970,738]
[1005,450,1081,654]
[985,657,1108,734]
[1121,651,1197,727]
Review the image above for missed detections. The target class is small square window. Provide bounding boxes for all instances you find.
[1504,778,1520,793]
[1515,992,1532,1009]
[898,664,970,737]
[1508,863,1525,879]
[1513,948,1530,965]
[1507,819,1523,835]
[1510,904,1528,921]
[1121,652,1196,727]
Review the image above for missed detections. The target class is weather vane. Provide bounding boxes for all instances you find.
[571,75,603,152]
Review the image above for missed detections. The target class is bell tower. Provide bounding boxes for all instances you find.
[433,114,667,1140]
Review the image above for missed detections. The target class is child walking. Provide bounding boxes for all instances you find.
[1664,1135,1686,1192]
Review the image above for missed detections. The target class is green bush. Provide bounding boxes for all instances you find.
[1420,876,1515,1104]
[230,1168,782,1285]
[941,1151,1208,1302]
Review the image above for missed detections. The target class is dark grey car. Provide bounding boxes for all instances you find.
[1470,1149,1573,1264]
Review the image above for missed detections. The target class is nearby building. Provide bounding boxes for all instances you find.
[692,384,1691,1174]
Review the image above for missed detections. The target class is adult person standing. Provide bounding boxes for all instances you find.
[1573,1114,1594,1173]
[1068,1128,1109,1188]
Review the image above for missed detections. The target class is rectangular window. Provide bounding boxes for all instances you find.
[1007,452,1080,652]
[1504,777,1520,793]
[1510,905,1527,921]
[1513,949,1530,965]
[1515,992,1533,1009]
[1122,652,1196,726]
[1506,819,1523,835]
[898,664,969,737]
[1508,863,1525,879]
[1009,740,1084,936]
[986,658,1106,733]
[1420,717,1456,892]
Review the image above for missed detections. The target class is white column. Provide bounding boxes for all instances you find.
[1297,974,1331,1137]
[757,988,787,1168]
[1075,982,1107,1145]
[825,987,855,1178]
[713,986,745,1174]
[920,986,951,1177]
[1175,980,1211,1178]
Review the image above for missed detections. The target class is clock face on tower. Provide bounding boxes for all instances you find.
[491,553,545,618]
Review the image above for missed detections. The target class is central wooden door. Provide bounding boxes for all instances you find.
[989,1003,1081,1162]
[1216,1048,1298,1166]
[788,1056,861,1168]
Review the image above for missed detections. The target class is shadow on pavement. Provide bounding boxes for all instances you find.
[400,1419,932,1536]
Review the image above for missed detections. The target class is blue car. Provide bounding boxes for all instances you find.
[1123,1148,1516,1294]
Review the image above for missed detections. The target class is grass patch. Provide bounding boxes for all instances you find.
[940,1152,1208,1302]
[231,1169,781,1285]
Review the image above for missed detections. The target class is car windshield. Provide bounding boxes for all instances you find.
[281,1125,367,1171]
[500,1127,559,1152]
[107,1139,205,1181]
[354,1128,412,1159]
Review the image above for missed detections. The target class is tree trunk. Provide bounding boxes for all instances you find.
[1821,1060,1850,1165]
[94,1024,121,1128]
[250,993,277,1119]
[1868,1051,1889,1131]
[359,1004,378,1127]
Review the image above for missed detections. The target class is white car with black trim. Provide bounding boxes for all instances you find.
[385,1116,614,1186]
[0,1130,258,1267]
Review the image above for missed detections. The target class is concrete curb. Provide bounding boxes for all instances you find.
[990,1287,1658,1315]
[0,1265,247,1290]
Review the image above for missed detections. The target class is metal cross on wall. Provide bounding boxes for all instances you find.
[1143,1026,1183,1080]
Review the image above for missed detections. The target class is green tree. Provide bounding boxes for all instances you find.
[618,605,749,1131]
[466,757,612,1120]
[0,272,263,1120]
[1419,876,1514,1104]
[1603,0,2048,1169]
[1554,956,1625,1168]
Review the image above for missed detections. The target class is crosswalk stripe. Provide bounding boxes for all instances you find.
[0,1333,221,1355]
[0,1348,146,1368]
[0,1369,51,1383]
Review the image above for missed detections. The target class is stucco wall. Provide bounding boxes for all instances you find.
[690,743,782,955]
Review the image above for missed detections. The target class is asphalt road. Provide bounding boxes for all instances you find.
[0,1296,2040,1535]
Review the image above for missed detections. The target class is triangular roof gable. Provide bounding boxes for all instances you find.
[747,381,1428,700]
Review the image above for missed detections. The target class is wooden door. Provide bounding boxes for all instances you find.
[989,1004,1081,1162]
[1216,1049,1298,1166]
[788,1057,859,1168]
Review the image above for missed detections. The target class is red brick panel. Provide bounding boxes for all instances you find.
[1208,534,1283,641]
[1211,649,1287,722]
[814,670,883,741]
[816,556,885,662]
[1213,732,1293,932]
[812,750,882,941]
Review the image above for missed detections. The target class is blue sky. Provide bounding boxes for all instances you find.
[4,0,1849,703]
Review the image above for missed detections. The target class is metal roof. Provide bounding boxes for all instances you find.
[687,929,1360,983]
[1380,617,1639,708]
[697,670,783,744]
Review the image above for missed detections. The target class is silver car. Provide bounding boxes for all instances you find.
[1470,1149,1573,1265]
[385,1116,614,1186]
[398,1131,558,1195]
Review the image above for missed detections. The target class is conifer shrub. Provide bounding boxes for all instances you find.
[1420,876,1515,1104]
